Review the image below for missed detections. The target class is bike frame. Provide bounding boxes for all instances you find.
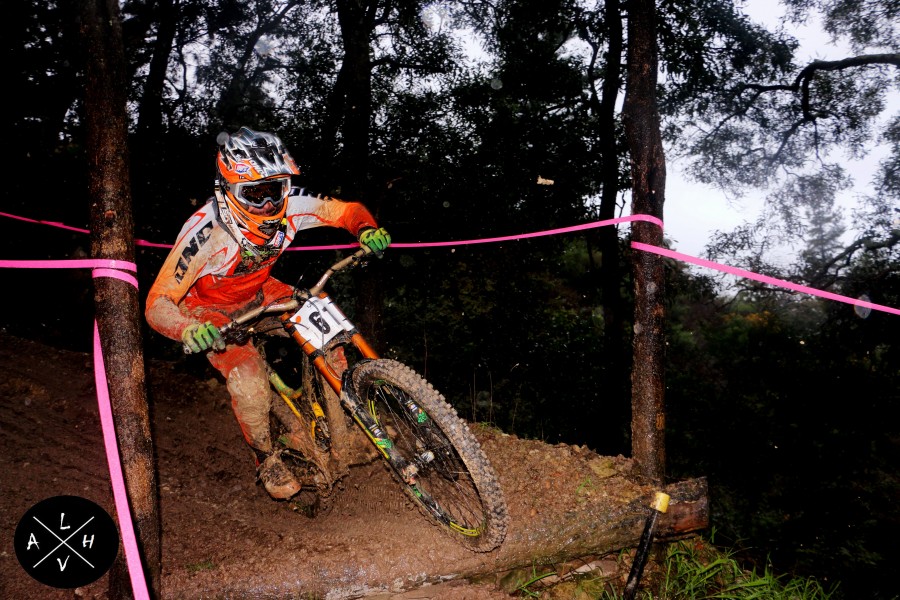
[282,293,429,485]
[279,291,379,394]
[216,249,509,546]
[222,249,427,485]
[221,247,378,396]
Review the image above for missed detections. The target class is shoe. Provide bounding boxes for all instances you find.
[257,453,302,500]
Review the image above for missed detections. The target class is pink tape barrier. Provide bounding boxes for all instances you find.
[92,321,151,600]
[2,208,898,316]
[90,263,153,600]
[0,255,150,600]
[0,210,663,252]
[632,242,900,316]
[91,262,152,600]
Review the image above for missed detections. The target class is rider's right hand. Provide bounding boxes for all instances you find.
[181,321,225,353]
[358,227,391,253]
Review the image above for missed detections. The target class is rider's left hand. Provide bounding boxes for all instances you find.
[181,321,225,353]
[359,227,391,253]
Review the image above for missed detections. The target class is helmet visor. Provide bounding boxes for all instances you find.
[233,179,290,209]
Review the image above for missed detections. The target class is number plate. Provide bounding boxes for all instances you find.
[288,295,353,350]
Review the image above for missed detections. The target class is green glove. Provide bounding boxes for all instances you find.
[359,227,391,253]
[182,322,225,354]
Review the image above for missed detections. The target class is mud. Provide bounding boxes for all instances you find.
[0,332,660,599]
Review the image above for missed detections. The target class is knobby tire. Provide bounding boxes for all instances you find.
[350,359,509,552]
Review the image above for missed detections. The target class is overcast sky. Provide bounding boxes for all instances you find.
[662,1,890,263]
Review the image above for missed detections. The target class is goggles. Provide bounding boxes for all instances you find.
[231,178,290,209]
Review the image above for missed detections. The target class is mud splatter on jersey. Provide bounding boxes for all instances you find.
[145,191,377,341]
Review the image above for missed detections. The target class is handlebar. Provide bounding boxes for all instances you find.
[218,299,300,337]
[308,246,374,297]
[217,246,375,339]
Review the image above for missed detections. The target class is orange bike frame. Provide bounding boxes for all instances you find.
[280,291,379,394]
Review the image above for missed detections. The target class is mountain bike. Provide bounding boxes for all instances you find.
[214,247,509,552]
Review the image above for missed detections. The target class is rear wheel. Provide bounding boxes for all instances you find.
[350,359,508,551]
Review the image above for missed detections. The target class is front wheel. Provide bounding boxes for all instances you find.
[349,359,509,552]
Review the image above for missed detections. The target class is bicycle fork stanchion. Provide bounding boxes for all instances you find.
[622,491,670,600]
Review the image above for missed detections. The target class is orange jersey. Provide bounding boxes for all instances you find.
[146,191,377,341]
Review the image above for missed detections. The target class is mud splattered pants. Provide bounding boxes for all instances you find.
[184,279,295,456]
[208,344,274,453]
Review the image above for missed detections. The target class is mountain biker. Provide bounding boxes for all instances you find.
[145,126,391,500]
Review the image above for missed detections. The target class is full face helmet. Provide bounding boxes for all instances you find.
[216,127,300,242]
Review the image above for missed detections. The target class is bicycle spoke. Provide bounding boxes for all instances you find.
[353,359,508,551]
[369,383,487,531]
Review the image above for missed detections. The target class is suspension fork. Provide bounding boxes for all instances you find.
[338,368,428,485]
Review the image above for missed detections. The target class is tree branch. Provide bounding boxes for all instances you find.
[742,53,900,119]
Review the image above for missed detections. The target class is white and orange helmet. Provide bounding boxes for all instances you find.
[216,127,300,241]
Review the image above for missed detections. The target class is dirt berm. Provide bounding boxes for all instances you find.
[0,332,707,599]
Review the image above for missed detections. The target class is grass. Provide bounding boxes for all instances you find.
[517,535,839,600]
[635,537,838,600]
[517,570,560,598]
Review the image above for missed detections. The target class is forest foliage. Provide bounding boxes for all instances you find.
[5,0,900,598]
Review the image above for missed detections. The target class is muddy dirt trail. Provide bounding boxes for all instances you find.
[0,332,693,599]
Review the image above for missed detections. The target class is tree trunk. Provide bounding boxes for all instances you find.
[133,0,178,166]
[595,0,630,454]
[334,0,385,343]
[78,0,161,597]
[622,0,667,484]
[335,0,375,200]
[131,0,178,235]
[134,0,176,143]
